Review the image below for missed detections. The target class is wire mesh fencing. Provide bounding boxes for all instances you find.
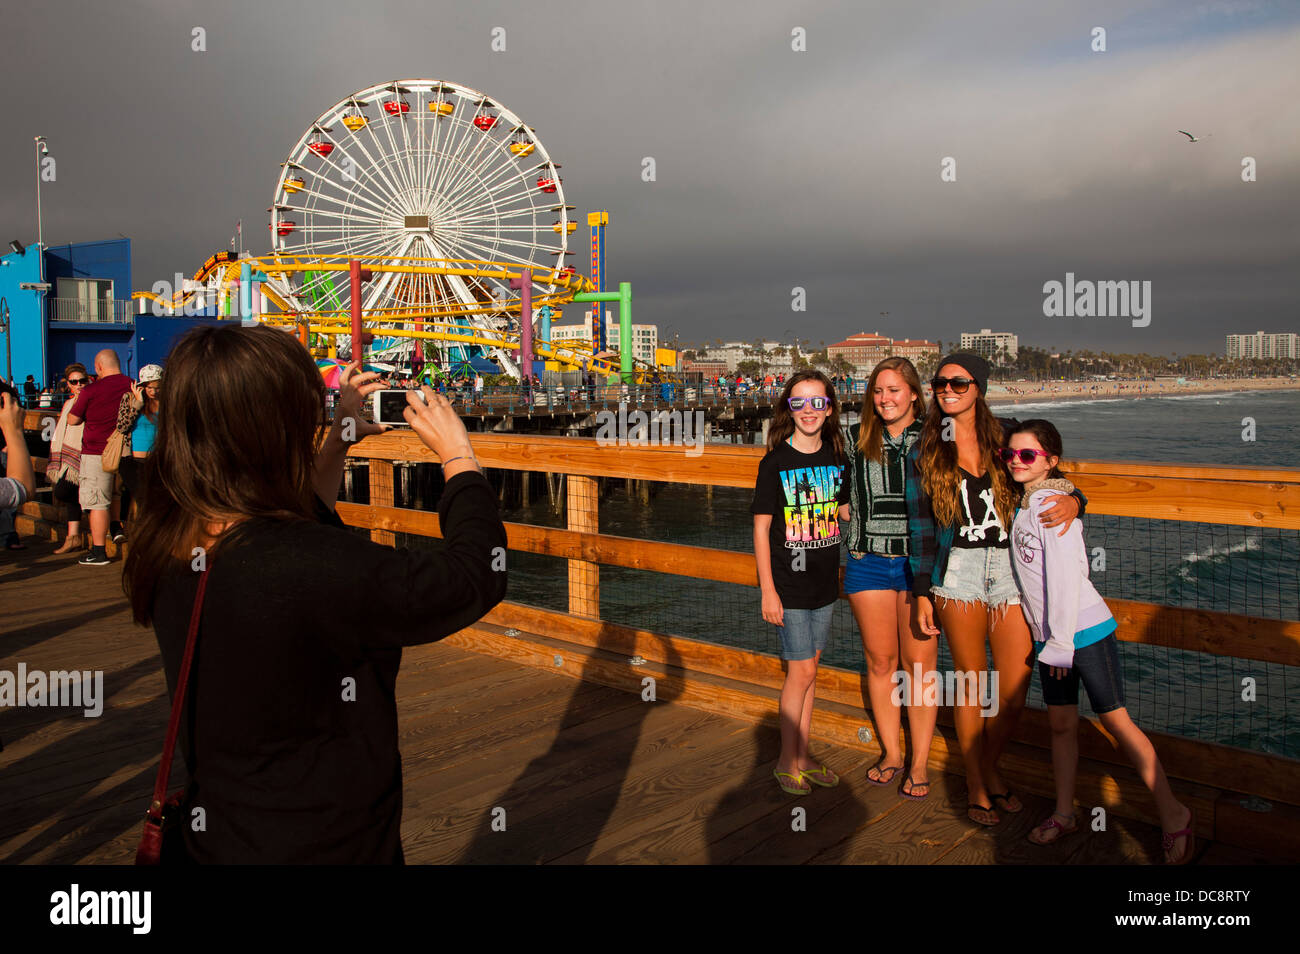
[352,471,1298,759]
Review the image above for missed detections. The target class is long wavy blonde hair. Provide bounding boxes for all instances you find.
[857,357,926,460]
[916,391,1017,529]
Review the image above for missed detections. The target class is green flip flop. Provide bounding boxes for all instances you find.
[774,769,812,795]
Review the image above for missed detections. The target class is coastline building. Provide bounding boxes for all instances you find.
[1226,331,1299,360]
[683,358,728,378]
[889,338,941,366]
[551,313,659,365]
[960,328,1019,363]
[696,340,801,374]
[829,331,939,376]
[829,331,891,372]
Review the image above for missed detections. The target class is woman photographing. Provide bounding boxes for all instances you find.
[123,325,507,863]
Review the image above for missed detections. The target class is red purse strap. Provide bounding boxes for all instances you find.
[146,566,210,820]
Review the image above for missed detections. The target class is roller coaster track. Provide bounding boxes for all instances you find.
[130,254,676,381]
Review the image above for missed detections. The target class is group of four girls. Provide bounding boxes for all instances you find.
[750,353,1193,863]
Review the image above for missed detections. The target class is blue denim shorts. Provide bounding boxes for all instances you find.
[932,546,1021,611]
[845,552,913,594]
[1039,633,1126,714]
[777,603,835,661]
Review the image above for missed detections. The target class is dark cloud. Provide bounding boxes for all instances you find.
[2,0,1295,354]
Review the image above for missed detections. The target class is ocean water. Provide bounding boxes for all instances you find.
[987,389,1299,467]
[401,390,1300,756]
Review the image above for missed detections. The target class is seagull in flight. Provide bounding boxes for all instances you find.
[1178,130,1211,142]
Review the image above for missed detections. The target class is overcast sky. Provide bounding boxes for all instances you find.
[2,0,1297,355]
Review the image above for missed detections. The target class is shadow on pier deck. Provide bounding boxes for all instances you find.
[0,542,1275,865]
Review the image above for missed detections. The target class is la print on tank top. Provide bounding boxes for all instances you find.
[952,467,1008,549]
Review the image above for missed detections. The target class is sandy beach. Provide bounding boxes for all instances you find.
[981,376,1300,406]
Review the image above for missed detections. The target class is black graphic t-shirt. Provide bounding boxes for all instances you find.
[750,441,845,608]
[951,467,1010,549]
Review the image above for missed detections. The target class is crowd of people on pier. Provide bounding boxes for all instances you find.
[3,353,160,560]
[750,353,1194,863]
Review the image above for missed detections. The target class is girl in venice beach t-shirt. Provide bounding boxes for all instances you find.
[751,371,845,796]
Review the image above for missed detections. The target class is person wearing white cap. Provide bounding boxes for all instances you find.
[117,364,164,531]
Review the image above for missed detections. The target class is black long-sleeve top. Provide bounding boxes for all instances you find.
[151,470,507,864]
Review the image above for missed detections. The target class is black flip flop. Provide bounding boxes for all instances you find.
[967,803,1000,827]
[900,776,930,800]
[991,791,1023,814]
[866,760,903,786]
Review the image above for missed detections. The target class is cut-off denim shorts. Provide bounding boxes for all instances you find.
[777,602,835,661]
[845,552,913,594]
[1039,633,1126,714]
[931,546,1021,614]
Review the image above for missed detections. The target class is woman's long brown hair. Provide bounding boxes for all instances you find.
[916,388,1017,529]
[123,324,327,624]
[766,369,845,462]
[857,357,926,460]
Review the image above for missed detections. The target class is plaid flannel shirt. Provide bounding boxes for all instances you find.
[906,417,1087,599]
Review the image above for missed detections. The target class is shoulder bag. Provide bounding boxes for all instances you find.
[136,566,210,865]
[102,393,136,475]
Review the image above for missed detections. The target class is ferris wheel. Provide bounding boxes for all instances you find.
[269,80,575,365]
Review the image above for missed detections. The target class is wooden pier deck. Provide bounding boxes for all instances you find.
[0,541,1270,865]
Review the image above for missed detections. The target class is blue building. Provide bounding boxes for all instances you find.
[0,237,223,392]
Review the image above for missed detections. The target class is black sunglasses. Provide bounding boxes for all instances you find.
[931,376,974,394]
[67,378,88,385]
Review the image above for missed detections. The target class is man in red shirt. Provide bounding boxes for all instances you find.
[68,349,134,565]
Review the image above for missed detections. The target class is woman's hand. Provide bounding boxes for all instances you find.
[406,387,476,468]
[1038,494,1079,535]
[761,587,784,627]
[915,596,940,636]
[129,382,145,410]
[336,363,388,442]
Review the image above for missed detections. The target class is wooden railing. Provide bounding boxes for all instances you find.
[340,435,1300,668]
[335,433,1300,838]
[16,415,1300,849]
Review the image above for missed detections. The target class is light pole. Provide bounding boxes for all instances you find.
[0,297,10,382]
[34,136,48,283]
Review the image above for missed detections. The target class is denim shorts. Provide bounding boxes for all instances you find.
[932,546,1021,611]
[845,552,913,594]
[1039,633,1126,713]
[777,602,835,661]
